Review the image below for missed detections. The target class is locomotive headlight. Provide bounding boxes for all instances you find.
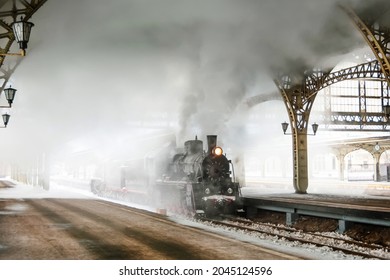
[213,146,223,156]
[205,188,211,195]
[227,188,233,194]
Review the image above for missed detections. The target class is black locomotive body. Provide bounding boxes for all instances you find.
[155,135,242,216]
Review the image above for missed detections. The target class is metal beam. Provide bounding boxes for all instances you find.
[340,5,390,86]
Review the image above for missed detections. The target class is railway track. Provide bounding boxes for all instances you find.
[198,215,390,260]
[48,180,390,259]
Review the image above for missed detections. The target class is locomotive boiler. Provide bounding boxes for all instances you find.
[154,135,243,217]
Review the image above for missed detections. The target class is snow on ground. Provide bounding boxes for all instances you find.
[0,178,92,199]
[1,177,388,260]
[242,177,390,199]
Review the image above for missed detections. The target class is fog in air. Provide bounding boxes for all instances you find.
[0,0,385,188]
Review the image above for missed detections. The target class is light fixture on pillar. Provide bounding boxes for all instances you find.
[312,123,319,135]
[1,113,10,128]
[1,86,17,108]
[281,121,319,135]
[281,121,289,134]
[0,17,34,57]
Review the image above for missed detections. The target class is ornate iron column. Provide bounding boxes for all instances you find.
[371,144,383,182]
[275,70,322,193]
[373,153,381,181]
[333,149,347,181]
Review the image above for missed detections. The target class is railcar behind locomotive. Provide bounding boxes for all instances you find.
[155,135,243,216]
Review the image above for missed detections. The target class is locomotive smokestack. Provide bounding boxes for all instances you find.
[207,135,217,154]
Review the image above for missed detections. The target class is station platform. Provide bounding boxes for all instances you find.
[241,178,390,230]
[242,177,390,198]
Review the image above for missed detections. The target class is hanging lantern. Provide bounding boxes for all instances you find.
[12,17,34,50]
[4,86,17,106]
[2,113,10,127]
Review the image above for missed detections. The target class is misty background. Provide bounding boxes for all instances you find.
[0,0,385,179]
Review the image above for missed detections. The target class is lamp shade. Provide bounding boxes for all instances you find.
[4,86,17,106]
[11,18,34,50]
[2,113,10,127]
[281,122,289,134]
[312,123,319,135]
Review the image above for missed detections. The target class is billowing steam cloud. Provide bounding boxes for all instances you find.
[1,0,388,170]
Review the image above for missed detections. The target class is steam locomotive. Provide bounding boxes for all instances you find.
[88,134,243,217]
[154,135,243,217]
